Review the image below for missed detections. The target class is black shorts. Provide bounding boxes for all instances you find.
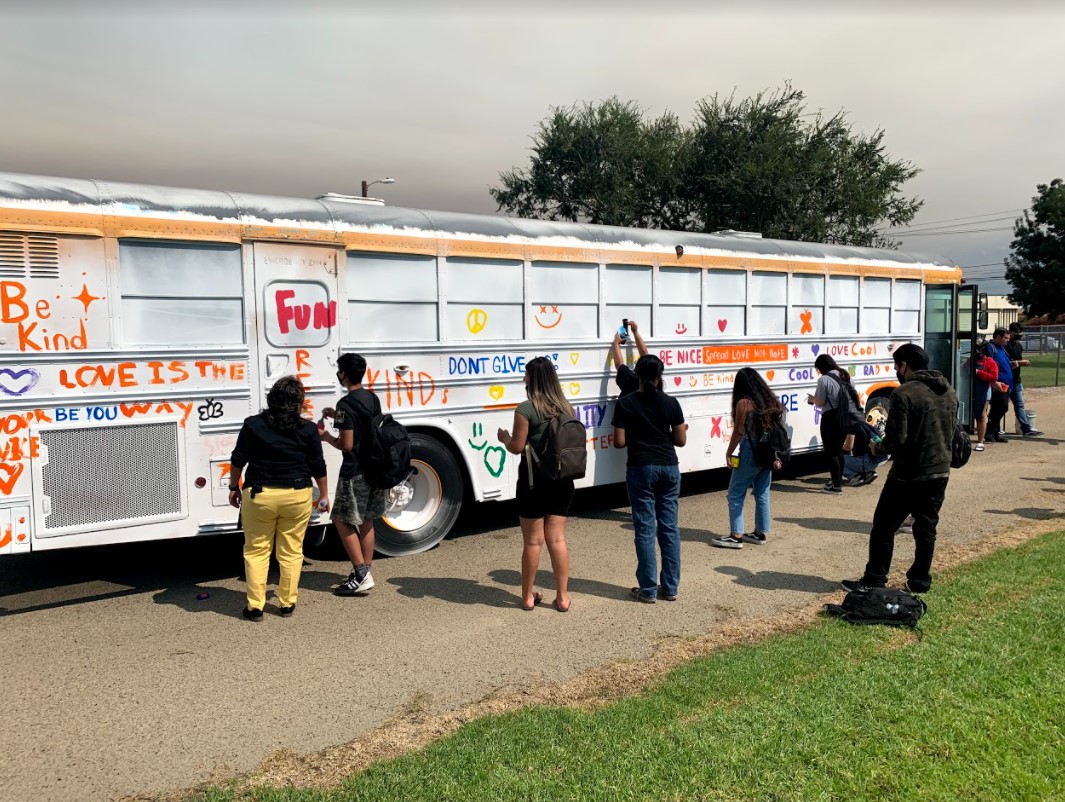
[516,459,575,520]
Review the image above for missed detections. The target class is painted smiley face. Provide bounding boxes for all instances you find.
[534,304,563,329]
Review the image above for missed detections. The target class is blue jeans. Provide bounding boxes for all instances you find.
[626,464,681,598]
[1010,382,1032,433]
[844,453,887,478]
[727,440,772,536]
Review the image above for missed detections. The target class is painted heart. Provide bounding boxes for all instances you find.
[0,368,40,397]
[568,381,581,396]
[766,370,775,381]
[483,446,506,478]
[811,344,820,356]
[570,352,579,366]
[673,376,682,386]
[0,462,24,495]
[488,385,504,401]
[717,319,727,333]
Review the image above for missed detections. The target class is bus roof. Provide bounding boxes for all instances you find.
[0,171,956,269]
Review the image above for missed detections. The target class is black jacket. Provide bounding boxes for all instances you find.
[881,370,959,481]
[230,413,327,489]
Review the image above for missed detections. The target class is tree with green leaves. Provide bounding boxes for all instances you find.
[491,86,923,248]
[1006,179,1065,318]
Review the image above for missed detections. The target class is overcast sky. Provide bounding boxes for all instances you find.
[2,2,1062,295]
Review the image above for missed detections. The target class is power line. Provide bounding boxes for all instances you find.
[899,226,1014,237]
[960,262,1005,269]
[889,215,1018,235]
[883,208,1024,232]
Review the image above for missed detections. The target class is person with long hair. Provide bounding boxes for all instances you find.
[972,341,998,451]
[229,376,329,621]
[497,356,575,612]
[808,354,861,494]
[711,367,785,549]
[612,354,687,602]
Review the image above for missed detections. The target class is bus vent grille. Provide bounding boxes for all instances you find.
[0,232,61,279]
[40,422,183,531]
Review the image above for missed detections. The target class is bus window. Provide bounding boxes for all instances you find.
[445,256,523,341]
[658,266,701,337]
[704,269,746,336]
[827,275,859,334]
[893,279,922,333]
[749,271,787,335]
[347,252,438,343]
[529,261,598,339]
[789,274,824,335]
[605,264,651,334]
[119,240,243,345]
[861,277,892,334]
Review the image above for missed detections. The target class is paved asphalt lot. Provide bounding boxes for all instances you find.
[2,389,1064,802]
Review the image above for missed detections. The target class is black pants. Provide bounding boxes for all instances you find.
[987,389,1009,436]
[862,475,949,593]
[820,409,845,488]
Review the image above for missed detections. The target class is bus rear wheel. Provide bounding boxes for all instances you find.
[375,434,463,556]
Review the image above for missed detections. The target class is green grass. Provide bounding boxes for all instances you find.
[197,531,1065,802]
[1023,353,1064,388]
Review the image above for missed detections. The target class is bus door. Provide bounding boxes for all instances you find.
[251,242,341,434]
[924,283,976,426]
[955,285,978,426]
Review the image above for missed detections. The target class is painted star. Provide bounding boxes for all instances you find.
[73,283,103,314]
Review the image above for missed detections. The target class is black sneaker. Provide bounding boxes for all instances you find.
[741,532,767,546]
[1024,429,1044,437]
[658,585,678,601]
[822,484,843,494]
[242,607,264,622]
[278,605,296,617]
[840,579,874,594]
[991,434,1008,443]
[631,587,656,604]
[711,534,744,549]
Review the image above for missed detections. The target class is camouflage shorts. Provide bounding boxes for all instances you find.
[331,474,388,527]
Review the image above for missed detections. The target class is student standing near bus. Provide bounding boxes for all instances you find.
[229,376,329,621]
[320,353,386,597]
[612,355,688,602]
[809,354,862,494]
[1006,323,1043,436]
[497,357,575,613]
[986,328,1014,441]
[610,319,649,397]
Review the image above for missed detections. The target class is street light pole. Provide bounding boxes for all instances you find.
[361,177,396,197]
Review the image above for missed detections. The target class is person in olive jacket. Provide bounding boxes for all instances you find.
[842,343,959,595]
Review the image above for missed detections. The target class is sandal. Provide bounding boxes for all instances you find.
[521,591,543,611]
[552,597,571,613]
[974,442,985,452]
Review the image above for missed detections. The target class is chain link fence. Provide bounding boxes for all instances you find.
[1024,325,1065,386]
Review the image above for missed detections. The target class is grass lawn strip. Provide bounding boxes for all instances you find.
[190,527,1065,802]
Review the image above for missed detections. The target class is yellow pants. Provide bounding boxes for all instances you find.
[242,487,313,610]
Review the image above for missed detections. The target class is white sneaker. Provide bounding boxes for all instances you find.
[897,516,915,535]
[334,570,375,596]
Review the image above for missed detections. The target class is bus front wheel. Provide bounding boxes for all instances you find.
[375,434,464,556]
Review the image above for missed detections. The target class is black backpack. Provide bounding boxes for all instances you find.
[950,420,972,469]
[747,414,791,470]
[825,587,926,630]
[532,414,588,482]
[345,392,412,489]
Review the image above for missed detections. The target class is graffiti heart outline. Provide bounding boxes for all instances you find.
[0,462,24,495]
[0,368,40,397]
[483,446,506,478]
[570,352,579,366]
[568,381,581,396]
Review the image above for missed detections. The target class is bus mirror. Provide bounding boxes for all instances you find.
[978,310,989,330]
[978,292,988,313]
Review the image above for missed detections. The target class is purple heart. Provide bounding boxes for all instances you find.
[811,344,820,356]
[0,368,40,396]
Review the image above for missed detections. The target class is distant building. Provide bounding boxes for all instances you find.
[979,295,1021,335]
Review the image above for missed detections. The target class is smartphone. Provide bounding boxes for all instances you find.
[618,319,630,342]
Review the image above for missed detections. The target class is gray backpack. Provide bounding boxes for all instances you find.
[531,415,588,482]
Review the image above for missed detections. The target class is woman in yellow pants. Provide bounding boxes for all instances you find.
[229,376,329,621]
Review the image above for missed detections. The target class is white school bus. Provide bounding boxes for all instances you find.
[0,172,973,557]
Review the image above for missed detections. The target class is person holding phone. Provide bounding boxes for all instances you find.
[610,319,649,397]
[229,376,329,621]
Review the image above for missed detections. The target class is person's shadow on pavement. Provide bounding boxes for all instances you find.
[715,565,839,593]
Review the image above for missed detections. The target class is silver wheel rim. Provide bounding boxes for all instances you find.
[382,460,442,533]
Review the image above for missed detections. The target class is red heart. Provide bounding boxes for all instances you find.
[673,376,682,386]
[717,319,727,332]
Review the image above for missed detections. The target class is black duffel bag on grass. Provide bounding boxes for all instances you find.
[825,587,926,631]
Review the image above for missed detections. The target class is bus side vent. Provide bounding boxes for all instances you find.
[0,232,61,279]
[40,421,184,532]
